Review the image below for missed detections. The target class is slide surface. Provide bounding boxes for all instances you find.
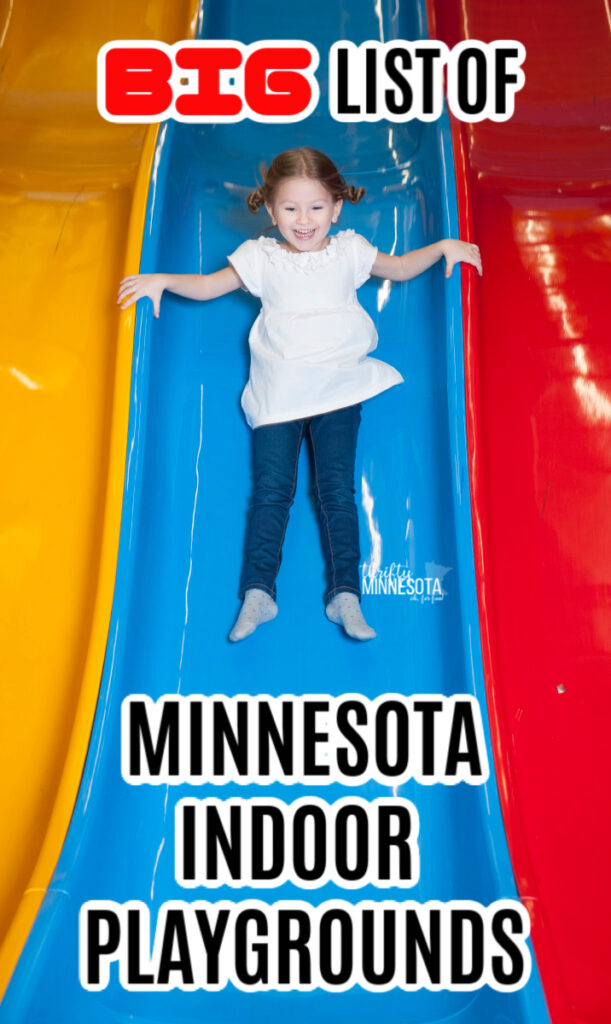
[1,0,557,1021]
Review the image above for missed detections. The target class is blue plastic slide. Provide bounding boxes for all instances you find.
[1,0,551,1021]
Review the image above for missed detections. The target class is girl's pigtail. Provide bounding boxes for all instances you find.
[344,184,366,204]
[246,186,265,213]
[247,160,270,213]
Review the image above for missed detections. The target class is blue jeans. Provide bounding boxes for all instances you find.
[239,404,362,605]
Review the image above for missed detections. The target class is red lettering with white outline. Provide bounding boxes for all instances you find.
[97,40,320,124]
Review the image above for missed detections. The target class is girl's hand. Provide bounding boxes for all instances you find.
[441,239,482,278]
[117,273,167,318]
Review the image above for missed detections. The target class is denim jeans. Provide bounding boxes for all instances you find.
[239,403,362,605]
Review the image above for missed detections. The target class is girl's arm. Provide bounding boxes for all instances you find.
[117,266,243,319]
[371,239,482,282]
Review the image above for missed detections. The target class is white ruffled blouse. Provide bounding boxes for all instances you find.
[228,228,404,428]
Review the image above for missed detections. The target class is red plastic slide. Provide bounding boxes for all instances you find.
[429,2,611,1022]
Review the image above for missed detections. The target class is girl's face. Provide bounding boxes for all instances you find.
[266,177,343,253]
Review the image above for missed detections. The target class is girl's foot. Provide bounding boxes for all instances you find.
[325,592,376,641]
[229,588,278,642]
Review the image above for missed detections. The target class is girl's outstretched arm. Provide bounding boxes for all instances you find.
[371,239,482,282]
[117,266,243,318]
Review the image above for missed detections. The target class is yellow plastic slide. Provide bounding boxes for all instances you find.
[0,0,198,996]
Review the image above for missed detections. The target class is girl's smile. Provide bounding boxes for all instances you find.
[265,177,343,254]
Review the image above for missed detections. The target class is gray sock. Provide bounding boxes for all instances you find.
[325,592,376,641]
[229,588,278,642]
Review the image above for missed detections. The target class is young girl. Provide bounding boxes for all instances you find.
[118,147,481,643]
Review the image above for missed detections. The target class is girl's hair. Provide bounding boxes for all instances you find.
[246,147,365,213]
